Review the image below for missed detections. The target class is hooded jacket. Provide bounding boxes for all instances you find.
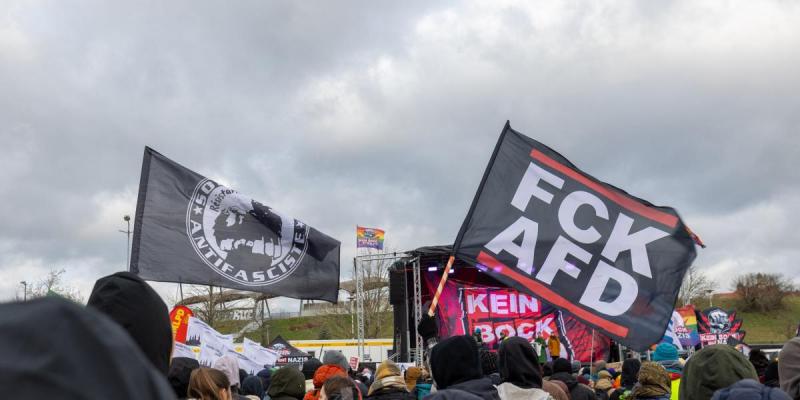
[711,379,791,400]
[679,344,758,400]
[243,375,266,400]
[764,362,779,388]
[258,368,273,393]
[551,371,596,400]
[270,366,307,400]
[633,362,671,400]
[87,271,172,376]
[0,297,175,399]
[780,337,800,400]
[214,355,242,388]
[496,337,552,400]
[430,335,500,400]
[168,357,200,399]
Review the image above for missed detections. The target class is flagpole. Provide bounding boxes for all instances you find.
[590,328,595,379]
[428,255,455,316]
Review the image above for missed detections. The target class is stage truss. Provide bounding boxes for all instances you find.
[353,252,421,364]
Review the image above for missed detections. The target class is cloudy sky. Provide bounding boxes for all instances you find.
[1,1,798,311]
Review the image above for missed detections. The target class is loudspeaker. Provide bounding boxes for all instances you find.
[389,268,405,305]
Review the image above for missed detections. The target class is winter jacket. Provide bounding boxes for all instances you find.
[0,297,175,399]
[543,380,570,400]
[87,271,172,376]
[367,388,416,400]
[711,379,791,400]
[551,372,596,400]
[497,382,553,400]
[448,377,501,400]
[424,389,483,400]
[679,345,758,400]
[780,337,800,400]
[633,362,670,400]
[548,337,561,358]
[368,361,415,400]
[269,366,307,400]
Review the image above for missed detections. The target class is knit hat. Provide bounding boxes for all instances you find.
[653,343,679,362]
[322,350,350,372]
[376,360,401,380]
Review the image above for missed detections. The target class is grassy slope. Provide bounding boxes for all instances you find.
[215,298,799,345]
[216,312,394,345]
[710,296,800,344]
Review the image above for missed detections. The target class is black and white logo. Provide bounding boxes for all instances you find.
[186,179,309,286]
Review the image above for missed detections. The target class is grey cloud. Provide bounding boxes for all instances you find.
[1,0,798,305]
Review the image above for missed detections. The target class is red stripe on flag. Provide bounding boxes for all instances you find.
[530,150,678,228]
[477,250,630,338]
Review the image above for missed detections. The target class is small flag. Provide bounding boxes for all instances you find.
[356,226,385,250]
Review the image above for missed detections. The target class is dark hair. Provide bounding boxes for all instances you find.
[189,368,230,400]
[323,376,359,400]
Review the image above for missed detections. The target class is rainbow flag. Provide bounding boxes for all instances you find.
[357,226,385,250]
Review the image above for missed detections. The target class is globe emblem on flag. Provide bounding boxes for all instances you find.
[186,179,309,286]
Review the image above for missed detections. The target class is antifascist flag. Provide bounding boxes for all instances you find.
[356,226,385,250]
[130,147,341,302]
[453,122,698,351]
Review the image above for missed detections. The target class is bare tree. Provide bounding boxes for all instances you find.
[734,272,794,312]
[29,269,84,303]
[677,265,716,307]
[318,253,392,338]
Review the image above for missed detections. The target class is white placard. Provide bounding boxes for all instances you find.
[172,342,198,359]
[243,337,279,367]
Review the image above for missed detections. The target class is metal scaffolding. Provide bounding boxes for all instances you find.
[353,252,412,361]
[412,256,423,366]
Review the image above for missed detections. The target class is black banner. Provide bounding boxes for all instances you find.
[130,147,340,302]
[454,122,697,351]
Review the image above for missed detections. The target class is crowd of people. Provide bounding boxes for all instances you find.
[3,271,800,400]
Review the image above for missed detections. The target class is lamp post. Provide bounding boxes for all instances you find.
[706,289,714,308]
[119,215,131,269]
[20,281,27,301]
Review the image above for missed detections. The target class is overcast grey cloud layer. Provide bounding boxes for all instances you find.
[1,1,798,309]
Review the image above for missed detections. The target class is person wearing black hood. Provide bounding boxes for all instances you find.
[170,357,201,399]
[429,335,500,400]
[551,358,596,400]
[87,271,173,376]
[496,336,553,400]
[610,358,642,400]
[763,361,780,388]
[0,296,176,399]
[303,358,323,391]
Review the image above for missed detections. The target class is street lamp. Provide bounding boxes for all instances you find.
[20,281,27,301]
[705,289,714,308]
[119,215,132,269]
